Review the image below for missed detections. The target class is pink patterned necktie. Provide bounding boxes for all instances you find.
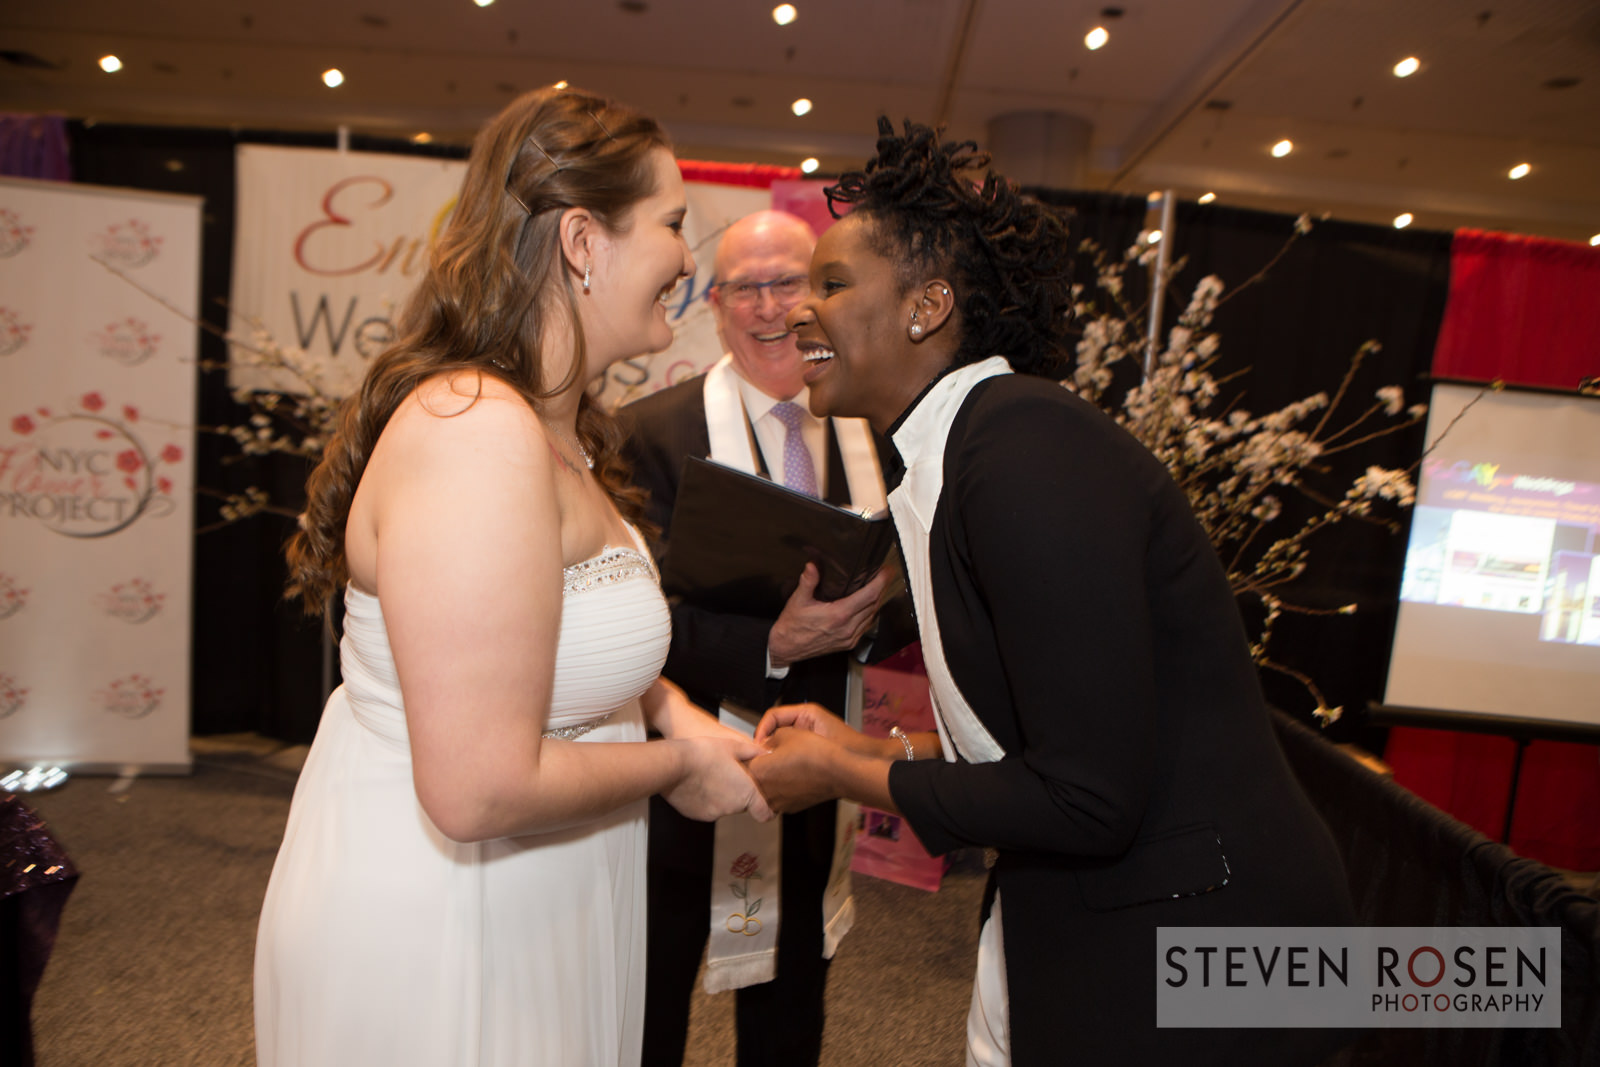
[770,401,819,498]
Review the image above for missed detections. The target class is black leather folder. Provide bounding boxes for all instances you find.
[660,456,895,617]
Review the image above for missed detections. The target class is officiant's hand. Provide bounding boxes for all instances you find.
[664,736,775,823]
[745,727,844,814]
[767,563,893,669]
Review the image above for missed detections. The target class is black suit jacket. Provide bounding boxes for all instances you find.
[620,374,864,727]
[885,374,1354,1067]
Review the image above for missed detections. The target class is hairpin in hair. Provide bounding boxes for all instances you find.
[588,109,615,141]
[506,133,562,214]
[526,135,563,171]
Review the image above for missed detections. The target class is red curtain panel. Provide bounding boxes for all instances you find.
[1430,229,1600,390]
[1386,228,1600,873]
[676,160,801,189]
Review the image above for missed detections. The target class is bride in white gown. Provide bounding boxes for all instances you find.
[254,87,769,1067]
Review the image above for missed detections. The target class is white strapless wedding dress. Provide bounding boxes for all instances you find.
[255,539,669,1067]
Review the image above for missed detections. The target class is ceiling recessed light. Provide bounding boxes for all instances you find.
[1393,56,1421,78]
[1590,234,1600,247]
[322,68,345,88]
[1508,162,1531,180]
[800,157,819,174]
[412,132,432,144]
[1393,213,1414,229]
[1146,230,1162,244]
[474,0,495,6]
[772,4,797,25]
[99,54,123,73]
[553,80,568,90]
[791,97,812,116]
[1198,192,1216,204]
[1085,26,1109,50]
[1271,139,1293,158]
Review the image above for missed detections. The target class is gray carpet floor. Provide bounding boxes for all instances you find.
[23,735,984,1066]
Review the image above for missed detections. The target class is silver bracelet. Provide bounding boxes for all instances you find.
[889,725,915,762]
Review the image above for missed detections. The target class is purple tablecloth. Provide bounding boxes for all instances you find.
[1,795,78,1067]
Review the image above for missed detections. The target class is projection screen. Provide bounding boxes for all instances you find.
[1383,382,1600,734]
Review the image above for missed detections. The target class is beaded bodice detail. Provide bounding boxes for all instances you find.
[562,545,657,597]
[339,535,669,750]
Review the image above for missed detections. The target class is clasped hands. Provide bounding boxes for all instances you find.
[666,562,894,823]
[661,701,858,824]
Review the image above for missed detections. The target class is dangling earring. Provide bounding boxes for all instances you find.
[908,310,922,340]
[583,263,592,294]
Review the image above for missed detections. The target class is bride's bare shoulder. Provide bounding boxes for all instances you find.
[385,369,543,447]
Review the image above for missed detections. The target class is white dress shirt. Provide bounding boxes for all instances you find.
[733,373,829,499]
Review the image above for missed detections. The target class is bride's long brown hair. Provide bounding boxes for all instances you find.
[286,86,665,616]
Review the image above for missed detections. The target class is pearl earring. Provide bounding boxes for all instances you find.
[583,263,592,293]
[909,322,923,339]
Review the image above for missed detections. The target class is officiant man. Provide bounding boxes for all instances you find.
[621,210,895,1067]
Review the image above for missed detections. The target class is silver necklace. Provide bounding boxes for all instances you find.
[545,422,594,471]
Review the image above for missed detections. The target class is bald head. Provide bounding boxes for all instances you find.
[710,210,819,400]
[714,210,817,280]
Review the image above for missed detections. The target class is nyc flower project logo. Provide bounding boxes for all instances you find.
[0,209,33,258]
[95,317,162,366]
[93,219,163,270]
[100,674,164,719]
[3,392,185,538]
[0,573,28,620]
[99,577,165,623]
[0,307,32,356]
[0,674,27,720]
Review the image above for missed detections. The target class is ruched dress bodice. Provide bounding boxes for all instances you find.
[337,541,670,746]
[256,538,670,1067]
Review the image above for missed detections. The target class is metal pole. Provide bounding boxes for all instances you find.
[1143,190,1177,379]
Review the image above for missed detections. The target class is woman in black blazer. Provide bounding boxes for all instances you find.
[748,120,1355,1066]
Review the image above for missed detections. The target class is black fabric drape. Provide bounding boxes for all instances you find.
[1027,193,1453,742]
[1170,206,1453,738]
[1276,711,1600,1066]
[65,122,464,741]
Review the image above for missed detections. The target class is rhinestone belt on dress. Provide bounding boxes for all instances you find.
[542,715,612,741]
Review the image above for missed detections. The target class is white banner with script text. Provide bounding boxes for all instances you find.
[228,145,769,406]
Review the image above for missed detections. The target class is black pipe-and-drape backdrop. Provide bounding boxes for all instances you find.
[1037,190,1453,745]
[55,128,1454,745]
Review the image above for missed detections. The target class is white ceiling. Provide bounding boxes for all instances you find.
[4,0,1598,243]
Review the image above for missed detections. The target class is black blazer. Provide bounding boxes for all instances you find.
[886,374,1355,1067]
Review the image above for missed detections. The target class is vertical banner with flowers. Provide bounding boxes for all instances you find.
[0,176,200,771]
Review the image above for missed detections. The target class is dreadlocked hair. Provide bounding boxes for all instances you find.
[826,117,1076,378]
[285,85,661,617]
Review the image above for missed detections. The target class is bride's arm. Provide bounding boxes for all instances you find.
[367,378,763,842]
[639,677,751,742]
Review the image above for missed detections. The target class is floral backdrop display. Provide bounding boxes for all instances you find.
[0,176,200,771]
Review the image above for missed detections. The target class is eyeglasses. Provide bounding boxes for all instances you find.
[713,274,809,309]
